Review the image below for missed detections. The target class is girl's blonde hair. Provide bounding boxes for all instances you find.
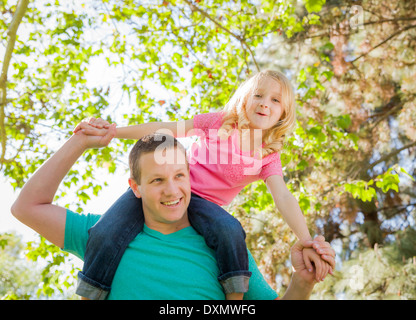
[219,70,296,158]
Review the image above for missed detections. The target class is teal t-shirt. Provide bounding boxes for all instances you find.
[64,209,278,300]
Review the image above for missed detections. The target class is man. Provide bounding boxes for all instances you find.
[11,122,335,300]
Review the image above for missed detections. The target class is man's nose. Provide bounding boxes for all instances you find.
[163,179,179,195]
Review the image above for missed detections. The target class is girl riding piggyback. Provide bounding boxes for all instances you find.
[74,70,334,300]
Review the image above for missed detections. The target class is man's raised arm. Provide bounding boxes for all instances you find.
[11,123,116,248]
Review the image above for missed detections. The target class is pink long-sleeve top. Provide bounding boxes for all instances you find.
[188,112,283,206]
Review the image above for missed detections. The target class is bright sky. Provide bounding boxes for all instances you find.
[0,53,133,242]
[0,1,201,243]
[0,175,36,240]
[0,136,195,242]
[0,168,131,242]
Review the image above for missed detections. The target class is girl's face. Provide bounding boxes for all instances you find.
[245,76,284,132]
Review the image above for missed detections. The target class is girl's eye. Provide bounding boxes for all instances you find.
[254,94,262,98]
[273,98,280,103]
[176,173,184,178]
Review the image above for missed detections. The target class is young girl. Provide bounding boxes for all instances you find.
[75,70,334,300]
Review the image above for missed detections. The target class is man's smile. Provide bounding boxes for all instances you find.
[160,197,183,207]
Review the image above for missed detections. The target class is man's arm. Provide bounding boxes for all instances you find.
[280,272,315,300]
[11,124,116,248]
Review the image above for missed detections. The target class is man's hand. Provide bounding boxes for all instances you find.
[74,121,116,150]
[291,236,335,285]
[280,236,335,299]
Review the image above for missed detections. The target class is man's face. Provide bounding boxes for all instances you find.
[129,147,191,234]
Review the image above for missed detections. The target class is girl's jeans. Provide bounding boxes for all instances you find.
[76,188,252,300]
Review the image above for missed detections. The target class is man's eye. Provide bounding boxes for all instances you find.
[152,178,162,183]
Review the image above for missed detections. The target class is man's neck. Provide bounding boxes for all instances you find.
[144,216,191,235]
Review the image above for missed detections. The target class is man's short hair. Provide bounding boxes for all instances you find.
[129,133,187,184]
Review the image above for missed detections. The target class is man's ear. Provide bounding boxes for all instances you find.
[128,178,141,198]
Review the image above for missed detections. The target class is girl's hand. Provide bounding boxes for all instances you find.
[74,123,116,150]
[87,117,111,129]
[302,247,331,282]
[312,238,336,272]
[290,236,335,286]
[73,118,114,136]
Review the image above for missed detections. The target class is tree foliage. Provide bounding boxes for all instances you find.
[1,0,415,299]
[0,232,78,299]
[233,0,416,298]
[312,227,416,299]
[0,232,39,299]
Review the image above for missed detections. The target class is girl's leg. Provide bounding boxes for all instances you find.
[187,194,252,296]
[76,188,144,300]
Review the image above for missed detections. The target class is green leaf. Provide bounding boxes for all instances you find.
[303,0,326,13]
[399,167,415,181]
[299,195,311,213]
[296,159,309,171]
[344,181,377,202]
[336,115,352,130]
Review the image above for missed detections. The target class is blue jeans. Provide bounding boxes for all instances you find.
[76,189,252,299]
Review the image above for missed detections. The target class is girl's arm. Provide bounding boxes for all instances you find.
[116,119,194,140]
[265,174,312,241]
[74,118,194,140]
[265,174,335,280]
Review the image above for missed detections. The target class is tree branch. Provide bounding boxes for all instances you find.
[0,0,30,168]
[351,24,416,63]
[375,202,416,213]
[368,99,404,132]
[365,141,416,171]
[361,16,416,26]
[294,17,416,43]
[0,0,29,86]
[183,0,260,72]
